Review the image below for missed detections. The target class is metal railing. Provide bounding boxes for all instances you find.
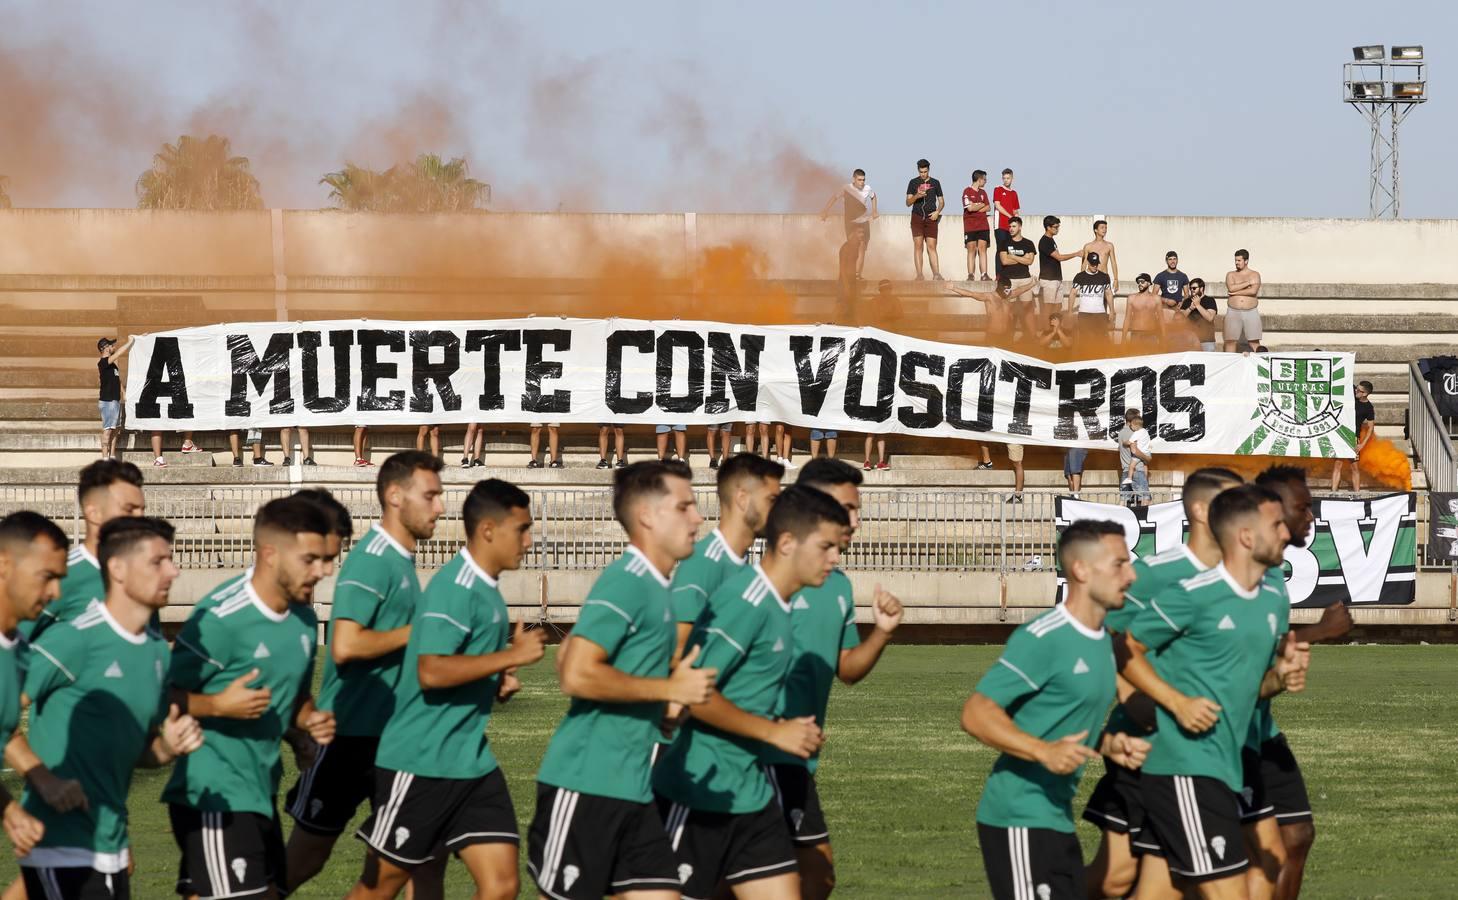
[1409,360,1458,494]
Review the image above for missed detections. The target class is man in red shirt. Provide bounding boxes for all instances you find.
[962,170,992,281]
[992,168,1020,278]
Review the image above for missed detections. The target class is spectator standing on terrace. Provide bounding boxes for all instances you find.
[992,169,1019,278]
[528,423,562,468]
[949,276,1036,341]
[596,423,626,469]
[463,422,487,468]
[706,422,734,470]
[1182,277,1219,350]
[1224,248,1265,353]
[905,159,945,281]
[149,430,200,468]
[1005,444,1025,505]
[97,337,134,460]
[353,425,372,467]
[863,434,889,470]
[1080,219,1119,290]
[1152,251,1190,314]
[962,170,992,280]
[809,429,838,460]
[280,426,315,466]
[1037,216,1081,316]
[416,424,441,459]
[998,217,1039,339]
[656,424,688,464]
[1331,380,1375,492]
[229,428,272,467]
[1121,274,1168,349]
[1064,446,1087,497]
[1070,252,1114,343]
[820,169,878,280]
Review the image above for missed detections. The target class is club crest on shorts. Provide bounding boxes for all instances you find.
[678,863,694,884]
[1212,835,1228,860]
[231,858,247,883]
[394,826,410,848]
[790,809,805,832]
[1239,356,1352,457]
[563,864,581,890]
[1037,884,1052,900]
[310,798,324,818]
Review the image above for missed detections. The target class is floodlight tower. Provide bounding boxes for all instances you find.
[1344,45,1427,218]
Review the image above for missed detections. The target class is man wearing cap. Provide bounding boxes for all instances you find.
[1121,274,1168,349]
[1037,216,1082,317]
[1080,219,1119,292]
[1070,252,1114,343]
[96,336,135,460]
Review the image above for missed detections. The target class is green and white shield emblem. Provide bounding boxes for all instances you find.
[1238,356,1356,457]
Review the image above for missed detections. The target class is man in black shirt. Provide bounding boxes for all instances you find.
[998,216,1038,338]
[1180,277,1219,350]
[1037,215,1082,316]
[1152,250,1190,314]
[96,336,134,460]
[1331,380,1376,491]
[905,158,944,281]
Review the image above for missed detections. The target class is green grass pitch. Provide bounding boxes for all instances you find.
[2,644,1454,898]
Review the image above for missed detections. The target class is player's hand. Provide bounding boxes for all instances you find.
[871,583,903,635]
[163,704,204,757]
[510,619,547,668]
[666,645,716,706]
[1316,601,1355,640]
[2,800,44,856]
[659,701,690,740]
[1172,695,1221,733]
[300,708,336,746]
[1102,732,1152,770]
[213,668,272,719]
[286,729,320,771]
[28,769,88,814]
[1276,636,1312,693]
[497,671,522,704]
[768,716,824,759]
[1035,731,1098,775]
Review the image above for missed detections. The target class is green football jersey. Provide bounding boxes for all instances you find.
[654,564,794,814]
[163,577,318,816]
[20,604,169,871]
[1129,565,1284,791]
[973,605,1117,833]
[318,525,422,737]
[537,547,676,803]
[20,544,104,646]
[376,549,510,780]
[1248,568,1292,750]
[0,632,20,741]
[1101,544,1209,736]
[671,529,748,624]
[766,568,860,772]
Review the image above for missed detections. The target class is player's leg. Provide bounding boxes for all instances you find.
[347,850,414,899]
[717,802,800,900]
[1262,733,1315,900]
[283,737,376,893]
[1139,775,1249,900]
[1242,819,1284,900]
[797,843,835,900]
[1132,853,1181,900]
[170,805,281,900]
[404,858,447,900]
[1274,821,1314,900]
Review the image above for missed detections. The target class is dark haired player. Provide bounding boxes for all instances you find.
[528,461,718,900]
[349,480,548,899]
[8,517,203,898]
[963,519,1148,900]
[165,497,337,900]
[284,451,444,895]
[654,486,850,900]
[766,459,903,898]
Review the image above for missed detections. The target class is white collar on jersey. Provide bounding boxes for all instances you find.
[1215,563,1261,600]
[368,524,414,559]
[459,547,499,588]
[751,563,792,613]
[96,600,149,645]
[0,630,15,650]
[244,576,291,623]
[71,544,100,570]
[625,545,672,588]
[1057,602,1106,640]
[712,528,746,566]
[1179,543,1210,572]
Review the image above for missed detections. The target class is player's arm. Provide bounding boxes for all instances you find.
[172,610,272,720]
[419,618,547,689]
[962,693,1095,774]
[10,634,92,811]
[1121,594,1223,733]
[838,585,902,684]
[558,635,714,705]
[138,704,204,768]
[686,616,823,758]
[330,617,411,665]
[0,748,44,855]
[1293,601,1354,644]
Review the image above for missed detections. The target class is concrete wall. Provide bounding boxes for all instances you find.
[2,209,1457,285]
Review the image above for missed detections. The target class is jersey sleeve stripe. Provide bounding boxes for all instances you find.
[1149,600,1183,633]
[996,657,1038,690]
[704,627,746,657]
[30,645,76,683]
[422,612,471,633]
[174,635,225,670]
[337,580,385,598]
[673,584,708,596]
[582,599,635,629]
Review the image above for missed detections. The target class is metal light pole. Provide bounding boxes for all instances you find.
[1344,45,1427,219]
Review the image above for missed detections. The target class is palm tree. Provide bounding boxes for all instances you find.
[0,177,11,209]
[320,154,489,212]
[135,135,264,210]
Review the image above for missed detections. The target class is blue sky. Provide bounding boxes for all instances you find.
[5,0,1454,217]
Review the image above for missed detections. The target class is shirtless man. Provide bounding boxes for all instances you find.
[950,276,1035,341]
[1121,273,1167,349]
[1079,219,1119,291]
[1224,247,1265,353]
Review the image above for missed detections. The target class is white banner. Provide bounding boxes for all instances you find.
[124,318,1357,458]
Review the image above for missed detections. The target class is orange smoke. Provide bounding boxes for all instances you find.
[1358,435,1412,491]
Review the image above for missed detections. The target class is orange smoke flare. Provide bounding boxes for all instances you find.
[1358,435,1413,491]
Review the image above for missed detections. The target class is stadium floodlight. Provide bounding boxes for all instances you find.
[1343,45,1428,219]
